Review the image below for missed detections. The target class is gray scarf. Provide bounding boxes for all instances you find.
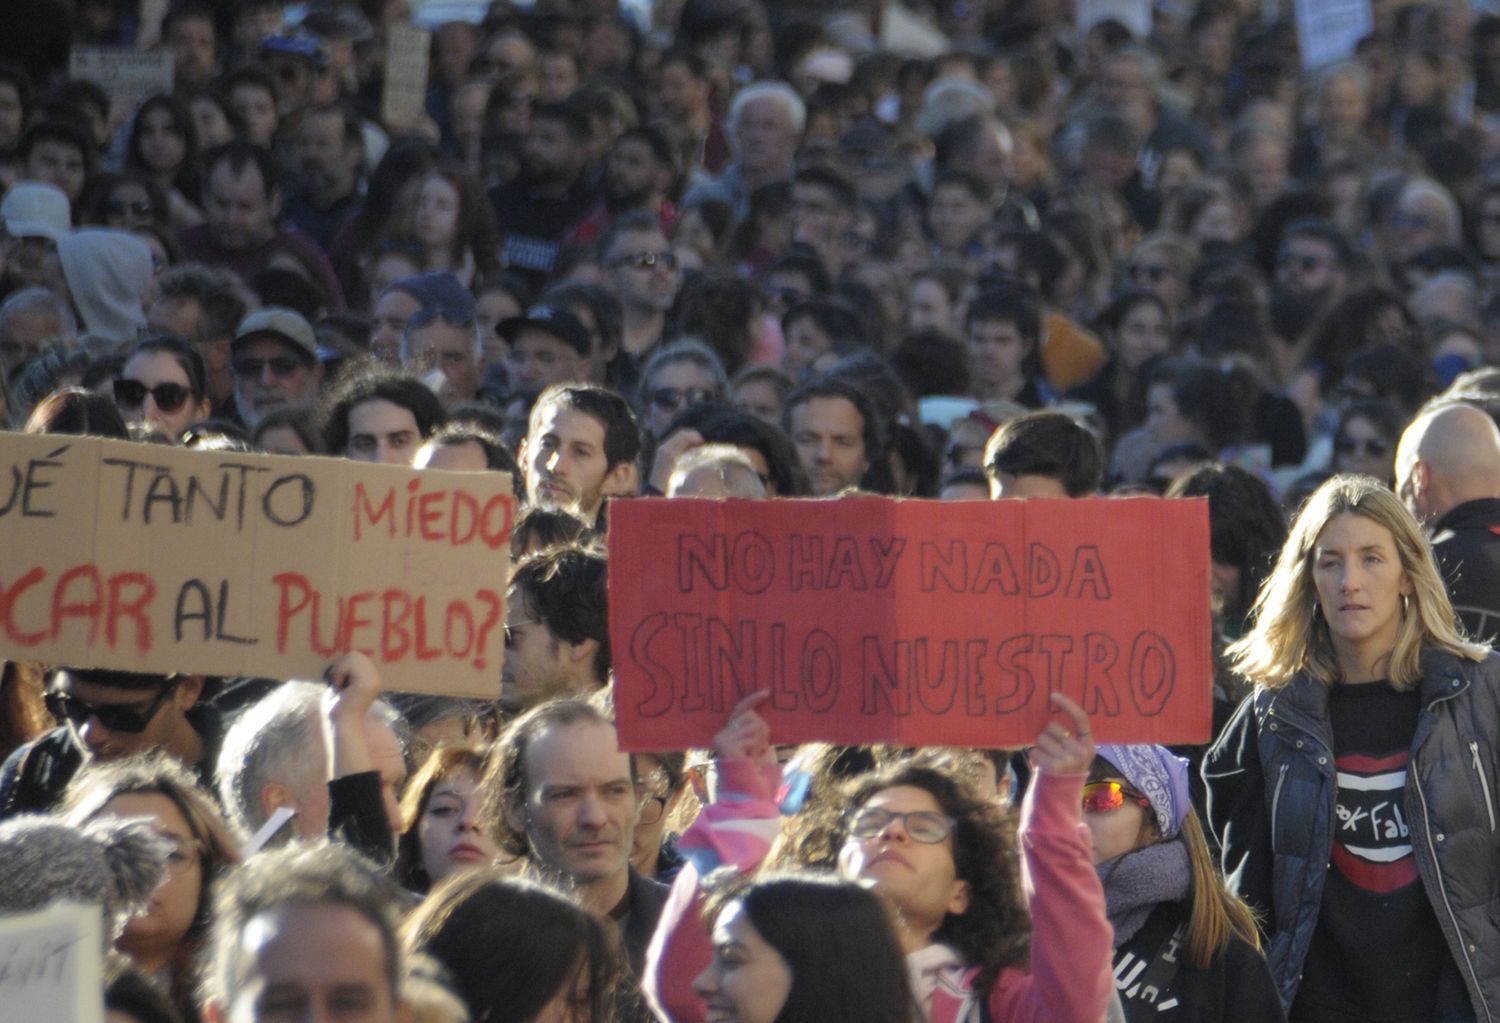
[1096,838,1191,947]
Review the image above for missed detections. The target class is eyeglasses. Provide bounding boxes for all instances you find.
[612,250,677,271]
[648,386,715,412]
[504,618,541,648]
[113,379,193,413]
[45,679,181,734]
[106,198,153,217]
[845,806,956,843]
[1335,436,1389,457]
[1081,781,1151,814]
[1130,263,1170,283]
[232,355,307,379]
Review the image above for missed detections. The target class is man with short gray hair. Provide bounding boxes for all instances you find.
[0,286,75,376]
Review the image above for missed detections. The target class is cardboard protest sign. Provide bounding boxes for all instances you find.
[0,903,104,1023]
[609,497,1212,751]
[0,433,512,697]
[68,48,175,131]
[1294,0,1372,70]
[382,23,432,131]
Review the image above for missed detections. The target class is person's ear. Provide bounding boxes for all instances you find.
[261,781,294,821]
[602,459,639,498]
[202,1000,225,1023]
[503,794,527,836]
[565,636,599,667]
[946,878,971,916]
[175,674,206,711]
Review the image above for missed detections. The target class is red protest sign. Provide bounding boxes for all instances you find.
[608,496,1212,751]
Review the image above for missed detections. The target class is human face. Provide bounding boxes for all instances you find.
[693,901,794,1023]
[791,181,849,257]
[782,317,833,380]
[191,96,235,149]
[257,425,311,456]
[26,139,86,202]
[507,327,584,391]
[1276,237,1343,298]
[106,181,156,229]
[231,337,318,430]
[1145,383,1200,448]
[631,753,673,874]
[643,360,720,438]
[346,399,422,465]
[604,136,662,208]
[1128,249,1182,309]
[789,396,868,496]
[48,675,190,762]
[219,903,400,1023]
[522,404,625,520]
[169,14,217,82]
[206,161,279,251]
[98,793,202,960]
[608,229,679,313]
[1312,512,1413,677]
[837,785,969,939]
[413,175,460,251]
[229,84,278,148]
[1082,775,1153,864]
[1333,416,1394,484]
[501,593,572,711]
[523,116,580,185]
[476,288,523,344]
[406,320,482,405]
[118,350,209,439]
[298,111,356,201]
[418,770,498,885]
[735,97,796,174]
[370,290,419,365]
[0,304,66,373]
[968,318,1030,392]
[511,721,637,885]
[928,184,988,251]
[1115,301,1170,370]
[138,106,187,177]
[0,82,23,146]
[732,378,782,424]
[907,279,955,333]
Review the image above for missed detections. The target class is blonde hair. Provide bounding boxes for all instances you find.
[1181,811,1259,969]
[1227,474,1487,689]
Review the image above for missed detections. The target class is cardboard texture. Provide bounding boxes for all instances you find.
[1294,0,1372,70]
[382,23,432,130]
[609,496,1213,751]
[68,48,175,129]
[0,434,512,697]
[0,902,104,1023]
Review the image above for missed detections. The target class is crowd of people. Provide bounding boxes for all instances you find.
[4,0,1500,1020]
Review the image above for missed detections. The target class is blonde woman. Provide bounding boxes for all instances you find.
[1204,474,1500,1022]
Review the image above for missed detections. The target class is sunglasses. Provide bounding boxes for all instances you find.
[106,198,153,217]
[1081,781,1151,814]
[45,678,181,734]
[649,386,715,412]
[1335,436,1389,457]
[114,379,193,413]
[845,806,956,843]
[613,250,677,271]
[232,355,308,380]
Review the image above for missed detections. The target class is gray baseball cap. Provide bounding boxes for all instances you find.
[1,181,71,243]
[233,307,318,361]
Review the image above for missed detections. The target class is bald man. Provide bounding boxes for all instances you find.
[1395,402,1500,643]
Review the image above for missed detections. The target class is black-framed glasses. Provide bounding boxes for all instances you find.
[114,379,192,413]
[612,250,677,271]
[106,198,153,217]
[232,355,307,379]
[845,806,956,843]
[648,386,715,412]
[1335,436,1389,457]
[45,678,181,734]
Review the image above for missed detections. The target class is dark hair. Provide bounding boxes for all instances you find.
[510,505,595,557]
[795,164,859,213]
[965,283,1042,349]
[125,94,201,202]
[355,139,442,251]
[0,63,35,131]
[531,98,591,140]
[154,264,248,344]
[783,377,887,486]
[403,872,620,1023]
[1093,288,1168,337]
[106,964,185,1023]
[540,281,622,360]
[19,119,95,176]
[320,365,447,454]
[891,328,971,398]
[1148,358,1243,451]
[123,333,210,403]
[932,167,991,204]
[202,140,279,198]
[250,404,326,454]
[675,271,766,375]
[843,763,1029,990]
[1166,463,1287,618]
[599,208,667,264]
[702,873,914,1023]
[394,744,488,892]
[87,171,170,227]
[781,299,867,356]
[510,544,610,682]
[982,410,1104,496]
[24,387,129,438]
[423,422,521,476]
[666,404,807,496]
[529,383,642,471]
[1280,216,1351,266]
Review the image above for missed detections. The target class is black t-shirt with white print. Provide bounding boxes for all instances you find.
[1289,681,1473,1023]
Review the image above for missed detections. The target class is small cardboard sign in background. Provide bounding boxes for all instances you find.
[0,434,512,697]
[382,23,432,130]
[68,48,175,130]
[610,496,1213,751]
[1294,0,1373,69]
[0,902,103,1023]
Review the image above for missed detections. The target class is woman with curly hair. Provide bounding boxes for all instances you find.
[390,166,500,287]
[395,744,503,894]
[63,753,240,1022]
[646,691,1113,1023]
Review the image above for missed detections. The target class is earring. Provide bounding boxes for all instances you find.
[1403,594,1411,616]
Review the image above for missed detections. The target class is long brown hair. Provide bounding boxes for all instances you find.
[1179,810,1260,969]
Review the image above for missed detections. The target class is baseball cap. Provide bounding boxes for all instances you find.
[233,307,318,361]
[498,305,592,357]
[1,182,71,243]
[387,271,476,322]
